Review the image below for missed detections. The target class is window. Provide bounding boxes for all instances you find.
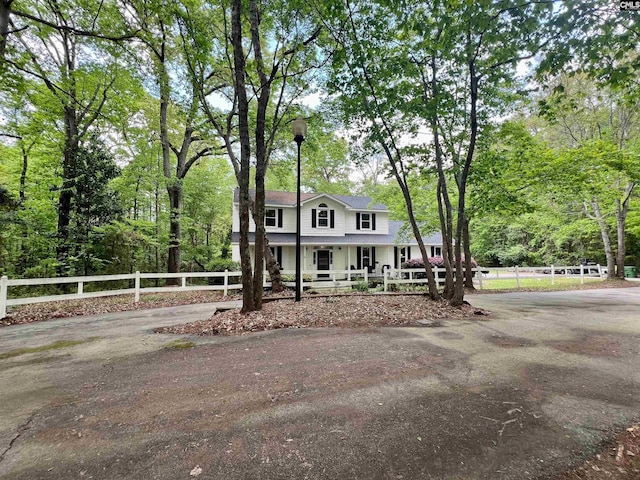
[265,208,282,228]
[361,247,370,268]
[265,209,277,227]
[431,246,442,257]
[317,203,329,228]
[356,212,375,230]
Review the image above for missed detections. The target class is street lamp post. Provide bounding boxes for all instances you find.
[292,116,307,302]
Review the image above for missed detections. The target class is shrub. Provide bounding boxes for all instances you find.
[207,258,240,272]
[206,258,241,285]
[281,274,313,283]
[352,280,370,292]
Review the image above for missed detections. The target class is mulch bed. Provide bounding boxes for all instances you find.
[0,291,228,327]
[155,295,488,336]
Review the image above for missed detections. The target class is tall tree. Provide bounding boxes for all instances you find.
[126,0,217,281]
[193,0,324,311]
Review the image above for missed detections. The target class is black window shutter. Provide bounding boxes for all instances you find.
[394,246,398,268]
[312,209,316,228]
[407,246,411,260]
[372,213,376,230]
[357,246,362,270]
[330,210,335,228]
[277,246,282,266]
[372,247,376,268]
[277,209,283,228]
[356,212,360,230]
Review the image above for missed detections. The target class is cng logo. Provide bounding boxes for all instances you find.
[621,1,640,10]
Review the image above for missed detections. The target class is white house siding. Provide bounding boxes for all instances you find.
[300,197,346,237]
[232,203,297,234]
[344,210,389,235]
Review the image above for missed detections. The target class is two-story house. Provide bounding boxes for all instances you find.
[231,189,443,278]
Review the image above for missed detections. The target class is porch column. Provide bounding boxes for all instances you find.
[347,246,351,281]
[303,246,307,273]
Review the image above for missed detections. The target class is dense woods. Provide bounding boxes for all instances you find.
[0,0,638,310]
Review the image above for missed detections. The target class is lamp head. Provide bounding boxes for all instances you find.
[292,116,307,143]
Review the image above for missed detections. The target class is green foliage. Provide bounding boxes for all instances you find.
[206,258,240,272]
[352,280,370,292]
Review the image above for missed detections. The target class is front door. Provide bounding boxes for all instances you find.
[317,250,330,278]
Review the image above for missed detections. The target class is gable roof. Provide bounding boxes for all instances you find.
[233,189,387,211]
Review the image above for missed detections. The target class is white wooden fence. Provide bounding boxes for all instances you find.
[0,264,606,319]
[0,268,369,319]
[382,264,605,291]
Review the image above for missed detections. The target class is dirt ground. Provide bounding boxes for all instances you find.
[1,288,640,479]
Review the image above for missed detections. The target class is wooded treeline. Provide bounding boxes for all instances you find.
[1,0,639,311]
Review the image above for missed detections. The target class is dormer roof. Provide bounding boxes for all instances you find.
[233,189,388,211]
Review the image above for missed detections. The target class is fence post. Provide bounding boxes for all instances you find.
[597,264,603,280]
[135,271,140,303]
[477,267,483,290]
[551,264,555,286]
[77,281,84,296]
[580,264,584,284]
[181,275,186,288]
[223,270,228,296]
[433,266,439,287]
[515,265,520,288]
[383,269,388,292]
[364,268,368,284]
[0,276,8,319]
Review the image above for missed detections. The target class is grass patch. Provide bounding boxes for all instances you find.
[479,277,601,290]
[0,337,99,360]
[164,338,197,350]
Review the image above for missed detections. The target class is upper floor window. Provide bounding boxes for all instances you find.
[265,208,282,228]
[265,209,277,227]
[356,212,376,230]
[317,203,329,228]
[312,203,334,228]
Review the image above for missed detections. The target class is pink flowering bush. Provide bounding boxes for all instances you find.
[401,256,478,269]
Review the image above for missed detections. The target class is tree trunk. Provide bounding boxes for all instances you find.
[263,235,285,293]
[429,50,454,300]
[56,106,79,274]
[0,0,12,62]
[451,43,480,307]
[463,214,474,289]
[436,143,454,300]
[167,183,182,284]
[591,199,616,279]
[615,198,625,279]
[231,0,255,312]
[18,139,28,273]
[615,181,636,279]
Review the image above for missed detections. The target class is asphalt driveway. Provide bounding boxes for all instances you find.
[1,288,639,479]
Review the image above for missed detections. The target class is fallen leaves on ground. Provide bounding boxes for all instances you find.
[554,425,640,479]
[1,291,228,327]
[155,294,487,336]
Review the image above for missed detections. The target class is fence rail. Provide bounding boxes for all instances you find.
[383,264,605,291]
[0,264,605,318]
[0,268,369,318]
